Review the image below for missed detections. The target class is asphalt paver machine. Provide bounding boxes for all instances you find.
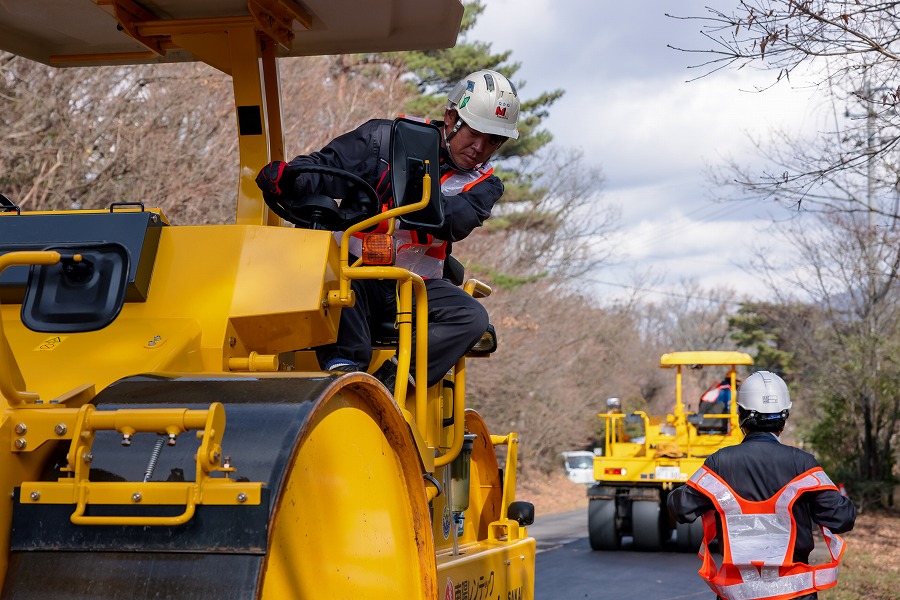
[0,2,535,598]
[588,351,753,552]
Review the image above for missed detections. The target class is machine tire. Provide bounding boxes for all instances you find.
[588,498,619,551]
[675,518,704,552]
[631,500,662,551]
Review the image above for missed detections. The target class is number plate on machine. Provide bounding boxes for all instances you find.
[655,466,682,480]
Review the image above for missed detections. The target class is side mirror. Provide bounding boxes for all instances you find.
[507,500,535,526]
[390,118,442,228]
[467,324,498,355]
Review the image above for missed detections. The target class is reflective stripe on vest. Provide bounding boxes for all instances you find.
[687,465,845,600]
[389,164,494,278]
[335,121,495,279]
[702,382,730,403]
[440,162,494,195]
[387,166,494,279]
[393,230,445,279]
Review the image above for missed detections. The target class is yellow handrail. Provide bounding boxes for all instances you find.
[0,250,62,406]
[491,433,519,517]
[324,169,434,441]
[328,170,432,307]
[433,357,466,468]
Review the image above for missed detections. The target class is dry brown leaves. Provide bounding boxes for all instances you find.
[519,471,589,516]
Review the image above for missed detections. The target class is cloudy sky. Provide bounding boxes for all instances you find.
[470,0,827,303]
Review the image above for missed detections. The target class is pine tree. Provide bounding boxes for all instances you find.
[398,1,563,169]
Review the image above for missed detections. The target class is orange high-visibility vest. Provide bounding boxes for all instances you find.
[389,166,493,276]
[702,382,730,403]
[342,155,494,280]
[687,465,845,600]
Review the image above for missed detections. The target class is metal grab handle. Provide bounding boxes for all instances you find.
[490,432,520,520]
[62,402,226,526]
[69,483,197,527]
[463,278,492,299]
[17,402,261,527]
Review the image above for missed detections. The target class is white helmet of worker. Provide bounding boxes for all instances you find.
[737,371,792,415]
[446,69,520,140]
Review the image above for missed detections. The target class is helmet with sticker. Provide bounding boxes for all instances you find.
[737,371,792,413]
[446,69,520,139]
[737,371,791,430]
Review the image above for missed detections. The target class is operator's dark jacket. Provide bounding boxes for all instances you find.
[667,431,857,565]
[285,118,504,248]
[282,118,502,387]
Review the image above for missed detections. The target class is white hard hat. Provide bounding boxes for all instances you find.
[447,70,520,139]
[737,371,792,413]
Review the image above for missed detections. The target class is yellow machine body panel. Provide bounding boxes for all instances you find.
[2,222,340,401]
[432,411,536,600]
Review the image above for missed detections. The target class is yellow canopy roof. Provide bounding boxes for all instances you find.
[659,351,754,368]
[0,0,464,67]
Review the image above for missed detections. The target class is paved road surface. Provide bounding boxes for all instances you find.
[530,508,712,600]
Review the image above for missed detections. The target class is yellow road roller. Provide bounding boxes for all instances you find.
[588,351,753,552]
[0,2,535,598]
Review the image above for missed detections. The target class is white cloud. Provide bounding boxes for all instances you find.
[471,0,828,302]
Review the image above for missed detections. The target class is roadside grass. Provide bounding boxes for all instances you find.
[521,473,899,599]
[824,508,900,600]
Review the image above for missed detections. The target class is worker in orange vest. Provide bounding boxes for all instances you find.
[668,371,856,600]
[697,375,733,433]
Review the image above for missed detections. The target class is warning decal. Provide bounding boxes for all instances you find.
[34,336,67,351]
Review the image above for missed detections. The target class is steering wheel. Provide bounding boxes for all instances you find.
[264,164,380,230]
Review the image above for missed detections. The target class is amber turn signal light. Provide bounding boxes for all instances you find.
[361,233,395,265]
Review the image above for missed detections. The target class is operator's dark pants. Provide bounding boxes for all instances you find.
[316,278,488,387]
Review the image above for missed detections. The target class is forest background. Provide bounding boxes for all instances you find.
[2,1,900,519]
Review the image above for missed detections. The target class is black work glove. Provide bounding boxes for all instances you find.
[256,161,289,195]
